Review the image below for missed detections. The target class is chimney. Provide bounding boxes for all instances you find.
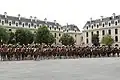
[54,20,56,24]
[90,18,92,23]
[100,16,103,21]
[44,18,47,23]
[4,12,7,18]
[34,16,37,22]
[30,16,33,22]
[112,13,116,19]
[18,14,21,20]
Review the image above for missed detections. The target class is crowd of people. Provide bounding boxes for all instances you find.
[0,44,120,61]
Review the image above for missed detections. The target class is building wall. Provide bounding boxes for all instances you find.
[82,17,120,47]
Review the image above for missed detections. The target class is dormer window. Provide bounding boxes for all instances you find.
[97,24,99,28]
[92,25,93,29]
[25,22,28,26]
[37,24,39,27]
[19,22,21,25]
[2,21,4,25]
[12,21,15,24]
[9,22,11,26]
[59,28,60,31]
[31,23,33,26]
[5,19,8,23]
[109,23,111,26]
[115,21,118,25]
[86,26,88,29]
[22,23,25,27]
[54,28,56,30]
[16,23,18,27]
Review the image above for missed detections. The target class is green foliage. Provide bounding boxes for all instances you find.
[60,33,75,46]
[101,35,114,46]
[92,34,100,46]
[48,33,56,45]
[0,27,9,44]
[15,29,34,45]
[8,32,16,44]
[35,26,55,45]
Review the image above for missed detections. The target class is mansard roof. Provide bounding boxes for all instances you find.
[83,15,120,29]
[0,14,61,27]
[63,24,80,31]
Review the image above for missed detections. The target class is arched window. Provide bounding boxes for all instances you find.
[102,24,105,27]
[22,23,25,27]
[9,22,11,26]
[109,23,111,26]
[115,21,118,25]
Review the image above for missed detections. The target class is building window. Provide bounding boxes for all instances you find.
[115,36,118,42]
[115,29,118,34]
[59,33,61,36]
[50,27,51,30]
[109,23,111,26]
[22,23,25,27]
[115,21,118,25]
[59,40,60,42]
[97,25,99,28]
[91,32,93,36]
[87,26,88,29]
[86,32,88,37]
[19,22,21,25]
[9,29,12,31]
[16,23,18,27]
[103,24,105,27]
[54,28,56,30]
[97,31,99,36]
[9,22,11,26]
[67,30,68,32]
[75,35,77,37]
[34,25,36,28]
[31,23,33,26]
[92,25,93,29]
[59,28,60,31]
[86,39,88,43]
[54,33,56,38]
[2,21,4,25]
[37,24,39,27]
[102,30,105,35]
[108,29,111,35]
[28,24,31,28]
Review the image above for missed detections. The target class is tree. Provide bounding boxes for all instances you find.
[48,33,55,45]
[8,32,16,44]
[15,29,34,45]
[92,34,100,46]
[60,33,75,46]
[35,26,55,45]
[101,35,114,47]
[0,27,9,44]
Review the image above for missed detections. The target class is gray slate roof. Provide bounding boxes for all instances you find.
[63,24,80,31]
[83,15,120,29]
[0,14,61,27]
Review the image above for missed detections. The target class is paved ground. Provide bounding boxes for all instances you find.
[0,58,120,80]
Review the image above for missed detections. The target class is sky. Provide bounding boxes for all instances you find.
[0,0,120,30]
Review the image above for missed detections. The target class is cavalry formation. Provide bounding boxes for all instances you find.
[0,44,120,61]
